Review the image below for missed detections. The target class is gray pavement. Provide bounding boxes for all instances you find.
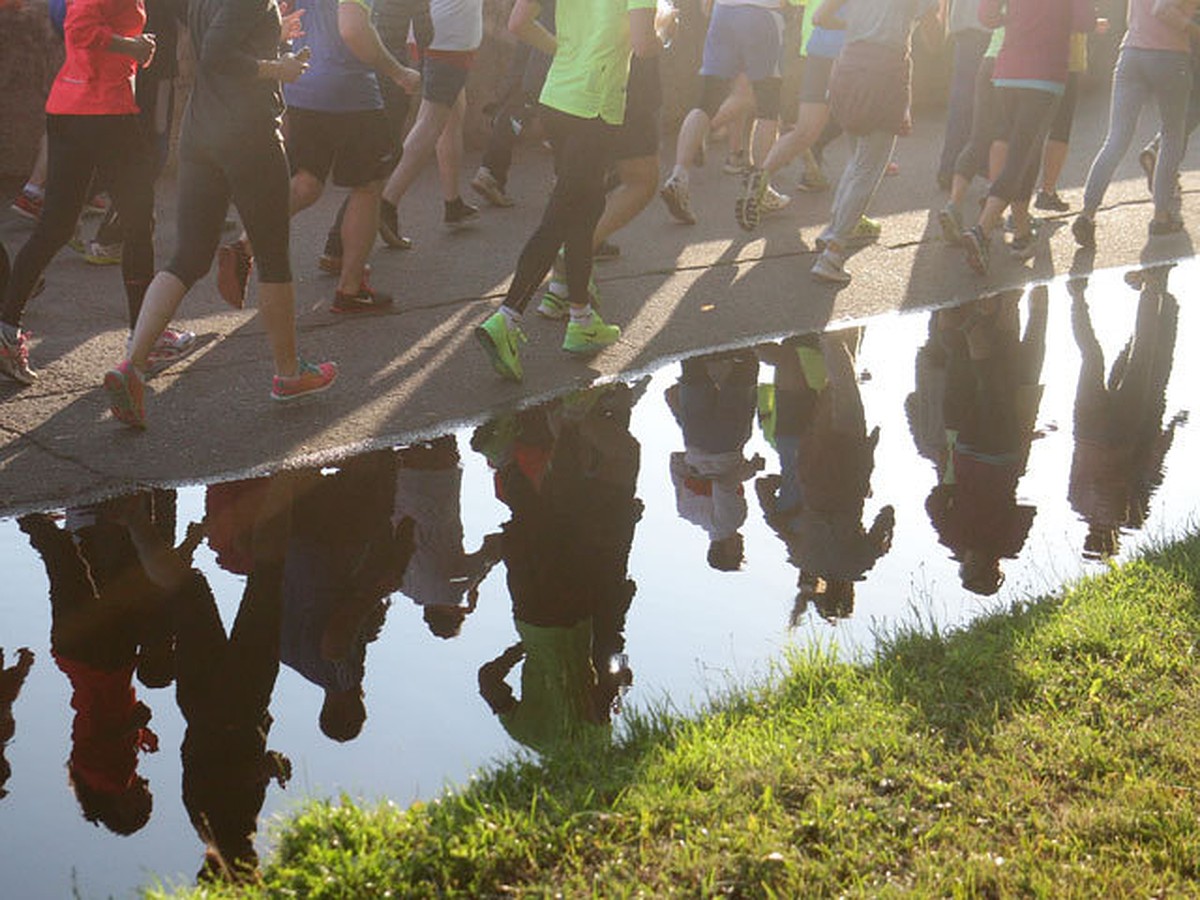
[1,86,1197,516]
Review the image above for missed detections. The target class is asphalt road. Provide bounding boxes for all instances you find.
[1,87,1196,516]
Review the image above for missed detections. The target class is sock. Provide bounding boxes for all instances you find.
[500,305,521,327]
[548,279,568,297]
[671,165,688,183]
[22,182,43,198]
[569,304,594,324]
[1,322,19,342]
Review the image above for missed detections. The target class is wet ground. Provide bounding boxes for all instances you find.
[0,260,1195,897]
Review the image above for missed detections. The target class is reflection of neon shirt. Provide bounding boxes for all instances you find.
[499,619,609,755]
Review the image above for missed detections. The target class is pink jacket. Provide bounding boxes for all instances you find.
[981,0,1096,86]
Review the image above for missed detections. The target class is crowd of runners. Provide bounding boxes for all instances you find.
[0,0,1197,428]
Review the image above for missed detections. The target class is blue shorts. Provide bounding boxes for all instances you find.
[699,4,785,82]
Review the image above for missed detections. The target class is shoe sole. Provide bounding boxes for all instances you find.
[10,203,39,221]
[563,335,620,356]
[938,209,963,246]
[144,342,199,379]
[470,178,514,208]
[735,173,765,232]
[378,226,414,250]
[660,187,696,225]
[332,301,394,315]
[84,255,121,266]
[473,326,522,381]
[271,373,338,403]
[103,370,146,428]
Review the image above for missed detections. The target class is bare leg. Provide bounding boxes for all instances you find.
[382,100,452,205]
[338,182,381,294]
[257,282,300,377]
[593,155,658,247]
[763,103,828,176]
[436,93,467,202]
[1039,139,1068,194]
[672,108,713,174]
[128,271,188,370]
[750,116,779,171]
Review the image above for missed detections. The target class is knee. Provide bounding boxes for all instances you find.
[291,171,325,210]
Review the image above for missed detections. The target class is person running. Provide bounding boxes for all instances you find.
[809,0,940,284]
[377,0,485,234]
[276,0,420,312]
[960,0,1096,274]
[659,0,792,225]
[1072,0,1198,247]
[473,0,659,382]
[104,0,337,428]
[0,0,194,386]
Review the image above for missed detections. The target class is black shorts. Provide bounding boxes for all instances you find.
[799,55,835,104]
[421,52,472,106]
[613,57,662,160]
[286,107,395,187]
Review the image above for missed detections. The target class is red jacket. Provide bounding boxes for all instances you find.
[982,0,1096,87]
[46,0,146,116]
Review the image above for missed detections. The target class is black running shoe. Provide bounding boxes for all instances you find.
[1071,215,1095,249]
[378,199,413,249]
[332,286,395,315]
[444,197,480,229]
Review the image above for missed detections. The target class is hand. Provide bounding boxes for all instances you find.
[280,3,305,42]
[278,47,310,83]
[127,33,157,66]
[393,64,421,93]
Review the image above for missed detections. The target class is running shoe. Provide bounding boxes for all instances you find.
[9,191,42,221]
[963,225,990,275]
[378,199,414,249]
[722,151,750,175]
[811,249,851,284]
[444,197,480,229]
[271,359,338,402]
[475,311,526,382]
[938,205,964,245]
[332,285,394,314]
[1071,215,1096,249]
[83,240,123,266]
[216,239,252,309]
[735,168,770,231]
[0,327,36,384]
[1034,190,1069,212]
[144,328,198,377]
[660,175,696,225]
[594,239,620,261]
[1139,143,1157,194]
[470,167,514,208]
[885,161,900,176]
[537,288,569,320]
[563,310,620,355]
[1008,231,1037,260]
[849,215,882,245]
[104,360,146,428]
[761,186,792,214]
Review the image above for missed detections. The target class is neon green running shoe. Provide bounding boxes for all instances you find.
[475,311,526,381]
[537,276,601,320]
[850,215,882,244]
[563,310,620,355]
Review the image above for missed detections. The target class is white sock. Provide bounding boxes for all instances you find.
[670,165,688,183]
[569,304,594,324]
[548,280,568,297]
[22,182,43,198]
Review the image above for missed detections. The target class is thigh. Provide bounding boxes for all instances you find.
[286,108,337,183]
[422,56,469,106]
[40,115,98,238]
[169,143,231,283]
[96,116,155,232]
[227,136,293,284]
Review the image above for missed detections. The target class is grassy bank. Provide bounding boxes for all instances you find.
[156,535,1200,898]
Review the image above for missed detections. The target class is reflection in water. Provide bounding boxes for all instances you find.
[1069,265,1182,559]
[923,287,1048,595]
[0,646,34,800]
[475,383,643,754]
[18,490,187,835]
[666,351,764,572]
[0,266,1196,897]
[757,330,894,625]
[394,436,502,639]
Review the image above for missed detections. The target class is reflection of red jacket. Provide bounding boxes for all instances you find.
[54,654,157,794]
[927,451,1035,560]
[46,0,145,116]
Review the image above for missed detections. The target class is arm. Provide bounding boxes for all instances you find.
[478,643,525,715]
[812,0,848,29]
[198,0,306,81]
[338,0,420,90]
[68,0,159,63]
[509,0,557,56]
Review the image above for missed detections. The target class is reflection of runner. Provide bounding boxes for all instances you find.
[177,476,294,883]
[1068,268,1181,558]
[0,647,35,800]
[475,386,642,755]
[667,352,763,571]
[281,454,412,742]
[926,287,1047,595]
[756,332,892,624]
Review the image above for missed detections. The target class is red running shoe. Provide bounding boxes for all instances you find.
[271,359,338,402]
[104,360,146,428]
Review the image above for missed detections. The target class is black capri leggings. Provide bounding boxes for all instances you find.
[1048,72,1079,144]
[167,130,293,288]
[1,114,154,330]
[989,87,1059,205]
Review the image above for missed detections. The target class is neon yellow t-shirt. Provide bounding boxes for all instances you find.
[539,0,657,125]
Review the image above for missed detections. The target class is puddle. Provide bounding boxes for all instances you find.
[0,262,1197,897]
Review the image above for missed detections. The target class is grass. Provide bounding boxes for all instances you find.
[151,534,1200,898]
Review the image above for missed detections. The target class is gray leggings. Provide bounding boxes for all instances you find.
[1082,46,1192,217]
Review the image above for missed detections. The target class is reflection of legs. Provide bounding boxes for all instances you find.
[224,563,286,718]
[819,330,865,439]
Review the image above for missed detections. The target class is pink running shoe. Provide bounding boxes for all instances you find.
[144,328,198,377]
[271,359,338,402]
[104,360,146,428]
